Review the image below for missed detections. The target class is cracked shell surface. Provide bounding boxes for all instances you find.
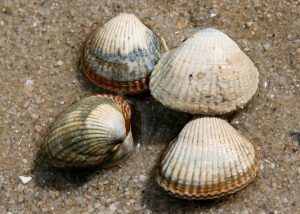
[150,28,259,115]
[43,94,133,169]
[156,117,259,200]
[81,13,161,94]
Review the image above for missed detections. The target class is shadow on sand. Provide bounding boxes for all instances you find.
[141,165,234,213]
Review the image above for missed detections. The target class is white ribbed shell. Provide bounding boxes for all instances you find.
[44,95,133,169]
[150,28,259,115]
[156,117,259,199]
[81,13,161,94]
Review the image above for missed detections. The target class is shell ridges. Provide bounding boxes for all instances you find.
[150,28,259,115]
[43,94,133,169]
[156,117,259,200]
[81,13,161,94]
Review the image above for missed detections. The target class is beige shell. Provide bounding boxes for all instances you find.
[43,94,133,169]
[156,117,259,200]
[150,28,259,115]
[81,13,161,94]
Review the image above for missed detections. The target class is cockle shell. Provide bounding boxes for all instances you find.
[81,13,161,94]
[150,28,259,115]
[156,117,259,200]
[43,94,133,169]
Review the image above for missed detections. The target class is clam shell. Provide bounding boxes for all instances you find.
[156,117,259,200]
[43,94,133,169]
[81,13,161,94]
[150,28,259,115]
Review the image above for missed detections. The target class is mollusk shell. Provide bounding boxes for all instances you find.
[43,94,133,169]
[81,13,161,94]
[150,28,259,115]
[156,117,259,200]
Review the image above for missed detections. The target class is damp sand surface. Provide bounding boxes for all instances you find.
[0,1,299,213]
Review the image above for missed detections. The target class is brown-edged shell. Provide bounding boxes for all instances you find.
[150,28,259,115]
[81,13,161,94]
[43,94,133,169]
[156,117,259,200]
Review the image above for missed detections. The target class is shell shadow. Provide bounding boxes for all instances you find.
[32,130,124,191]
[140,135,255,212]
[125,95,192,147]
[141,165,231,213]
[32,146,128,191]
[32,110,136,192]
[32,147,96,191]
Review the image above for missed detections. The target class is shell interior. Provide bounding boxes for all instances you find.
[156,117,259,199]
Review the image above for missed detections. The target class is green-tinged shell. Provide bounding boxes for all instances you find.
[81,13,161,94]
[156,117,259,200]
[43,94,133,169]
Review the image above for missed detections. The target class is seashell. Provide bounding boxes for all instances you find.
[43,94,133,169]
[155,117,259,200]
[150,28,259,115]
[81,13,161,94]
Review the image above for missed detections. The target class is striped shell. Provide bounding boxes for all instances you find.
[43,94,133,169]
[81,13,161,94]
[156,117,259,200]
[150,28,259,115]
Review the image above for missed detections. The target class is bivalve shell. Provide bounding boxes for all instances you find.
[43,94,133,169]
[156,117,259,199]
[150,28,259,115]
[81,13,161,94]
